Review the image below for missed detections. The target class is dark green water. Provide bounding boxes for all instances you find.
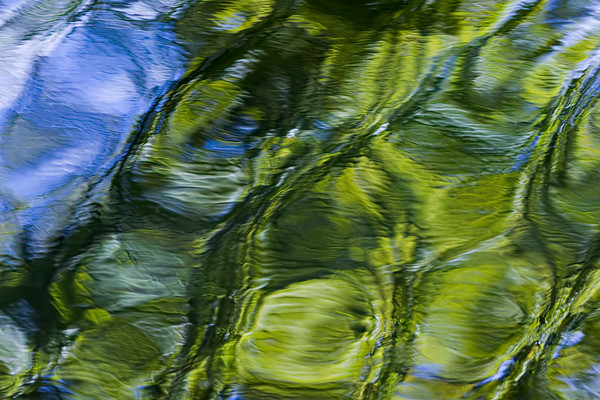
[1,0,600,398]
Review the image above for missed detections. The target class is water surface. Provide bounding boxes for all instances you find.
[1,0,600,399]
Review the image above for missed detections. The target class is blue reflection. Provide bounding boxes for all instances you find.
[545,0,592,28]
[3,300,38,335]
[203,138,246,157]
[0,3,188,259]
[231,115,259,135]
[199,114,259,157]
[35,376,75,399]
[511,132,541,171]
[313,119,332,140]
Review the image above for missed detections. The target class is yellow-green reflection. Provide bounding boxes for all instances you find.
[2,0,600,399]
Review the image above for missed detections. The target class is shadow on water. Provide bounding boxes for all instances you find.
[2,0,600,399]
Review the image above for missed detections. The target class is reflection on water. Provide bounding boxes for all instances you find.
[1,0,600,398]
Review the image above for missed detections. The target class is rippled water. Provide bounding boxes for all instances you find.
[2,0,600,398]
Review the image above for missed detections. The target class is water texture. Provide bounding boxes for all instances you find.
[1,0,600,398]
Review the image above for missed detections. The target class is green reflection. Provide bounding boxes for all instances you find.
[2,0,600,399]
